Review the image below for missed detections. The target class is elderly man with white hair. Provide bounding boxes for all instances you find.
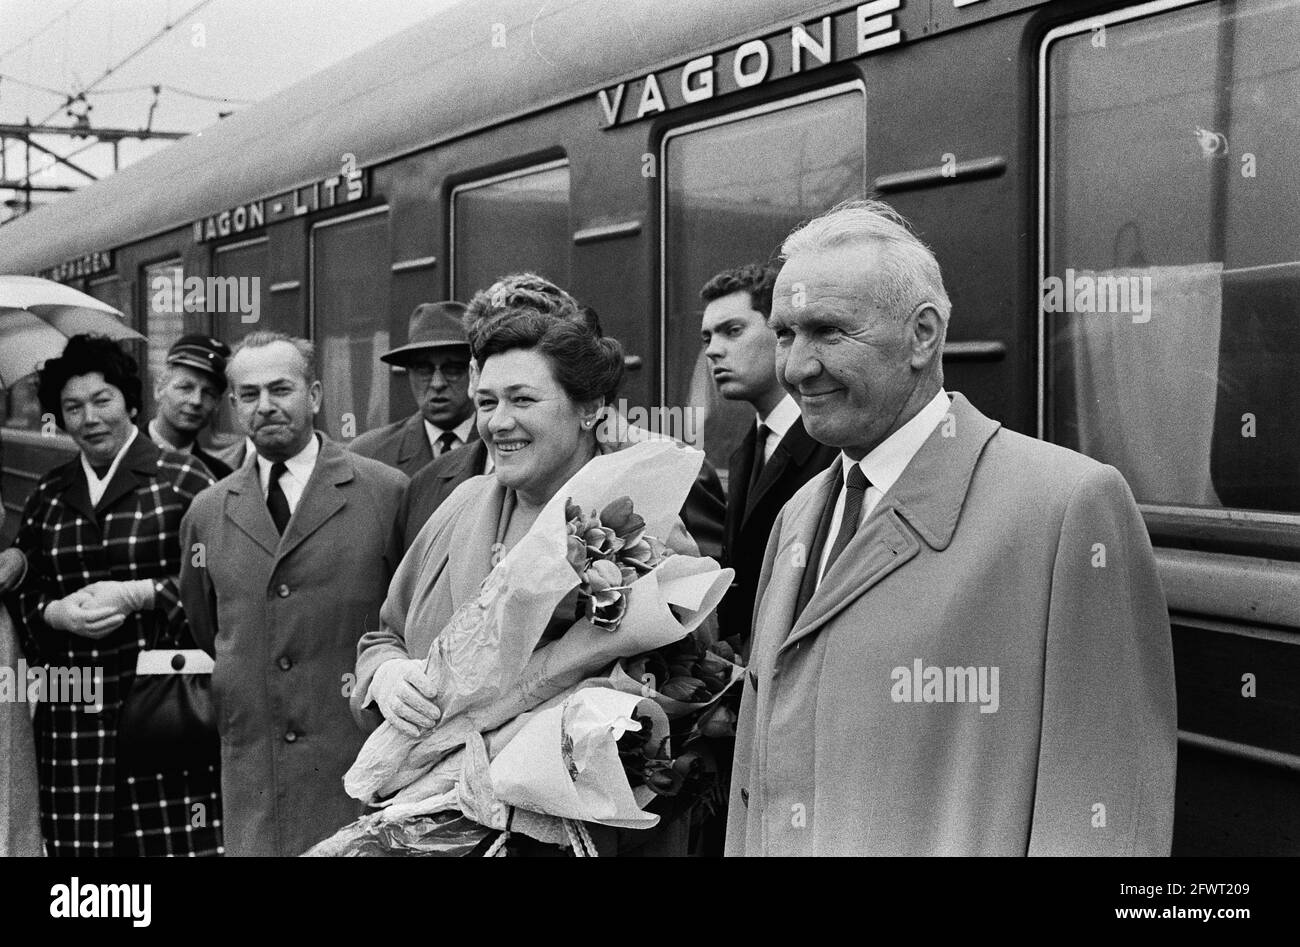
[725,199,1176,856]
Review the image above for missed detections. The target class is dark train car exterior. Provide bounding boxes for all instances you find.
[1,0,1297,855]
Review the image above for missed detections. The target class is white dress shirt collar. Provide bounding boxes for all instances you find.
[757,394,800,461]
[423,415,476,455]
[845,388,951,496]
[256,432,320,515]
[81,426,139,508]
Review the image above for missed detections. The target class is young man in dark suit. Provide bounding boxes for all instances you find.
[701,263,836,652]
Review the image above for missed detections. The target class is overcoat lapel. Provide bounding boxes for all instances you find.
[447,476,508,607]
[223,461,280,557]
[92,434,159,514]
[776,393,1000,656]
[779,509,919,655]
[395,413,433,471]
[50,463,96,524]
[276,439,351,561]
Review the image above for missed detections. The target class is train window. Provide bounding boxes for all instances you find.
[85,275,123,314]
[451,161,571,299]
[141,259,186,418]
[1042,0,1300,519]
[2,378,42,431]
[311,206,392,440]
[213,237,270,339]
[661,84,866,479]
[211,237,272,439]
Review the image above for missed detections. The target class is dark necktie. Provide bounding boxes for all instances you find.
[823,465,871,576]
[747,423,770,500]
[266,461,291,535]
[434,431,459,458]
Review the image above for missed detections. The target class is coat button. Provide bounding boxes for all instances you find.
[278,656,292,671]
[284,730,297,743]
[277,584,291,598]
[170,653,186,671]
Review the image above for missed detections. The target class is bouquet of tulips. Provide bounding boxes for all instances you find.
[314,440,738,856]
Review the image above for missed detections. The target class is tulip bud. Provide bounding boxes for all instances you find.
[708,640,736,663]
[699,704,736,738]
[661,676,710,702]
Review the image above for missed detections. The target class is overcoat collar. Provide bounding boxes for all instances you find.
[222,433,355,561]
[396,412,433,468]
[50,431,161,522]
[778,393,1000,655]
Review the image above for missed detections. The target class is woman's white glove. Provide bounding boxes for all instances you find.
[43,591,125,639]
[80,579,156,615]
[369,658,441,737]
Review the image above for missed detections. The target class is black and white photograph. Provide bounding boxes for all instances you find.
[0,0,1292,925]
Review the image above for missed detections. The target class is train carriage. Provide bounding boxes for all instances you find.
[1,0,1297,855]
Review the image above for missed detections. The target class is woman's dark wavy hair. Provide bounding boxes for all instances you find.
[37,334,142,430]
[467,273,624,404]
[473,311,624,406]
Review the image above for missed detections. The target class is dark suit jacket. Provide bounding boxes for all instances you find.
[399,437,727,559]
[191,444,232,481]
[348,411,478,478]
[720,417,837,649]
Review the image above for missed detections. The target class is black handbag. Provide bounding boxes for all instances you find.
[118,648,219,766]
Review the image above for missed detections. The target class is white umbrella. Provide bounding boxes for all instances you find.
[0,275,145,387]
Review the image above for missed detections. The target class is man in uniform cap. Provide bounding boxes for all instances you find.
[147,333,233,480]
[349,301,476,477]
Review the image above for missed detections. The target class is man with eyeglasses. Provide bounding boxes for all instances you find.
[349,301,476,477]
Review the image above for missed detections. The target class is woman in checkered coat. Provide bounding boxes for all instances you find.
[6,335,223,856]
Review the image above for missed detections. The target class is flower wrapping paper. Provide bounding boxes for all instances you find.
[343,439,734,809]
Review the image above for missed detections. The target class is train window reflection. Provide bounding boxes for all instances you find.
[212,238,271,441]
[662,86,865,480]
[312,207,391,440]
[1044,0,1300,516]
[142,260,185,419]
[452,162,571,300]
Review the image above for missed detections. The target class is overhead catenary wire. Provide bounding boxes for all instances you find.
[0,0,93,65]
[0,72,70,98]
[3,0,220,190]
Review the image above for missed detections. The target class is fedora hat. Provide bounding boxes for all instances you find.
[380,301,469,365]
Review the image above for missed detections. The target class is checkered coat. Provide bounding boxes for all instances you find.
[8,432,224,857]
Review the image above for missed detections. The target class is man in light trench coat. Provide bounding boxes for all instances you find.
[180,332,406,856]
[725,200,1177,856]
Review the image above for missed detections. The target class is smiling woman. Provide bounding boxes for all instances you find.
[472,314,623,513]
[352,275,715,855]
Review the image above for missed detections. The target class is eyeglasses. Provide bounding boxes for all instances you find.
[409,361,469,383]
